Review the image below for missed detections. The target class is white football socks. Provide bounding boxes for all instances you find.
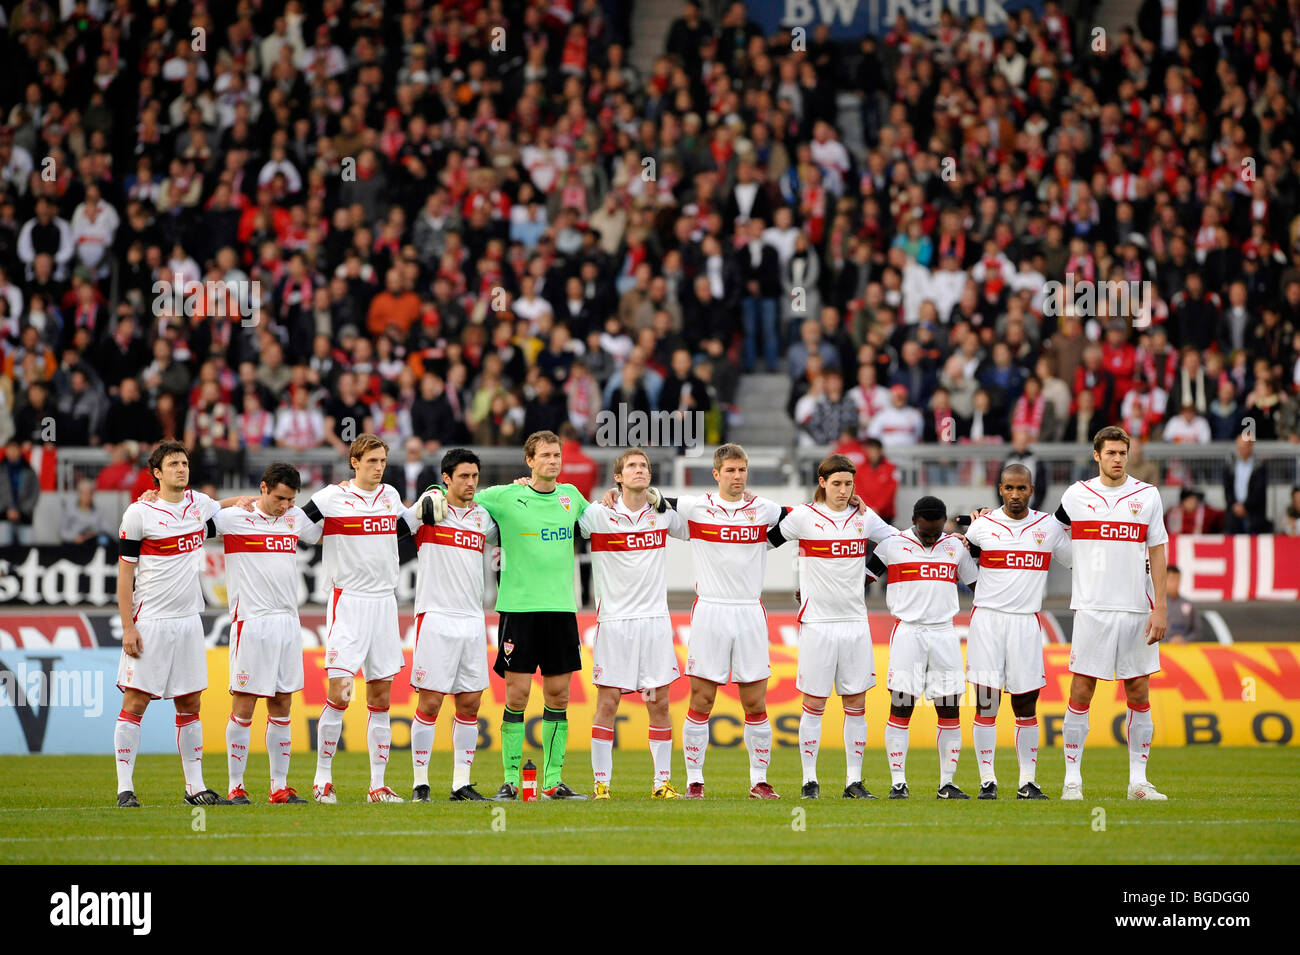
[842,706,867,788]
[1063,702,1089,786]
[591,723,614,787]
[366,705,391,790]
[1127,703,1153,785]
[314,700,345,787]
[885,716,910,786]
[411,709,435,788]
[176,713,206,795]
[799,704,823,785]
[973,714,997,785]
[266,716,292,793]
[648,724,672,788]
[451,714,478,790]
[1014,716,1039,787]
[936,717,962,787]
[226,715,252,790]
[743,712,772,786]
[114,710,141,793]
[683,709,709,785]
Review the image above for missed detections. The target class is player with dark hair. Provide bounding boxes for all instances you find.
[114,440,255,807]
[865,496,979,799]
[963,463,1073,799]
[424,430,593,800]
[1052,426,1169,800]
[406,447,498,802]
[767,453,899,799]
[213,462,323,804]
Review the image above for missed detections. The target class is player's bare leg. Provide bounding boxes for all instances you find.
[264,692,302,802]
[227,691,257,803]
[885,691,914,797]
[411,688,444,801]
[740,680,777,798]
[1123,675,1163,800]
[643,686,677,797]
[839,691,873,798]
[448,691,487,800]
[175,690,228,805]
[365,679,401,801]
[591,685,621,797]
[973,683,1001,799]
[1062,673,1097,799]
[682,677,717,797]
[539,672,584,798]
[798,693,826,798]
[313,675,353,802]
[934,695,968,798]
[497,671,533,799]
[114,689,150,806]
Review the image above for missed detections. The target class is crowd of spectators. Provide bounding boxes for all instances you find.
[0,0,1298,539]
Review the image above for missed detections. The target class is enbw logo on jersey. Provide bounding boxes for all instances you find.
[540,526,572,541]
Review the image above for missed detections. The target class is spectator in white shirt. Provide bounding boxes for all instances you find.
[70,184,120,277]
[274,387,326,451]
[867,383,925,447]
[1161,399,1212,443]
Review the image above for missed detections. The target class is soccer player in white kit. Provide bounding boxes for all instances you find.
[964,463,1072,800]
[673,444,786,799]
[299,434,420,803]
[214,462,323,805]
[405,448,498,803]
[865,496,980,799]
[766,453,897,799]
[114,440,254,807]
[579,447,688,799]
[1051,426,1169,801]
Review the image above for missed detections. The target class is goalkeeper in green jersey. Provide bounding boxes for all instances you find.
[423,429,592,799]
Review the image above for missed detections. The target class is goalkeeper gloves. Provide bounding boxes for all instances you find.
[646,486,667,513]
[417,486,449,525]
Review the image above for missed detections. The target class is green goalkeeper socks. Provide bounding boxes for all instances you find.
[542,706,569,789]
[502,707,525,786]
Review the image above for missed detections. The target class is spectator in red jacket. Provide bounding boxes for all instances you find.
[854,437,898,523]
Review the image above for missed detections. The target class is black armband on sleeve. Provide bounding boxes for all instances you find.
[866,554,887,580]
[767,523,787,547]
[302,501,323,523]
[396,520,413,541]
[206,518,217,538]
[119,538,141,559]
[662,496,677,511]
[966,542,982,559]
[1053,504,1071,526]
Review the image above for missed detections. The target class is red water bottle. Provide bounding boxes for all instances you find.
[521,759,537,801]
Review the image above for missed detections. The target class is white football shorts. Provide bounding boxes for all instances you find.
[323,588,403,682]
[229,612,304,697]
[965,607,1047,694]
[796,619,876,698]
[410,611,489,695]
[684,599,770,685]
[117,615,207,699]
[885,621,966,701]
[1069,608,1159,681]
[592,615,680,692]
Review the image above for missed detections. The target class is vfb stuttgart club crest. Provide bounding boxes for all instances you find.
[413,667,427,684]
[855,521,864,533]
[559,495,571,512]
[745,511,755,521]
[1032,528,1047,547]
[1128,499,1144,516]
[326,648,338,665]
[236,671,251,689]
[503,640,515,657]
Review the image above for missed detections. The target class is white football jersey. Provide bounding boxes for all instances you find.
[579,499,688,621]
[966,508,1072,613]
[867,530,979,625]
[304,481,415,597]
[676,493,784,603]
[118,489,221,621]
[1055,475,1168,612]
[215,503,322,619]
[775,502,896,623]
[408,502,498,618]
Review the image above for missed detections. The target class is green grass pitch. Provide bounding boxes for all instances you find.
[2,748,1297,863]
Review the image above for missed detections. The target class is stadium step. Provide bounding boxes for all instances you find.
[730,373,796,447]
[629,0,678,75]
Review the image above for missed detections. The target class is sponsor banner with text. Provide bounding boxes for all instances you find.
[1167,534,1300,602]
[3,643,1296,754]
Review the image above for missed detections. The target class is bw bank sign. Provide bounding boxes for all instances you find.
[746,0,1043,37]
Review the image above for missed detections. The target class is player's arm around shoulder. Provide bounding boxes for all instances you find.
[470,481,513,518]
[957,539,980,586]
[292,505,324,546]
[300,484,333,524]
[576,498,605,537]
[766,502,805,547]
